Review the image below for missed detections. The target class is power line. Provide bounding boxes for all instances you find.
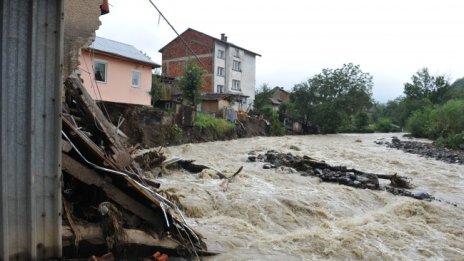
[147,0,206,68]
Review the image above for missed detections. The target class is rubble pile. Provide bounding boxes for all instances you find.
[376,137,464,165]
[61,77,210,259]
[248,150,441,201]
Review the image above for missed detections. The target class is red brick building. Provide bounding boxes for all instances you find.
[159,28,260,113]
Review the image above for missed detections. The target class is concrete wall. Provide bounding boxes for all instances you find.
[63,0,102,79]
[79,51,153,106]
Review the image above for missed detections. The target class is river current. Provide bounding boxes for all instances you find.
[160,133,463,260]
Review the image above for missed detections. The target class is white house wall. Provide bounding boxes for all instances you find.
[240,51,256,110]
[213,42,226,93]
[213,42,256,110]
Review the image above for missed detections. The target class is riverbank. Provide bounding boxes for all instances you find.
[376,136,464,165]
[100,102,268,148]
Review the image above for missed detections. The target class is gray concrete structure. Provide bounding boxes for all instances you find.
[1,0,63,259]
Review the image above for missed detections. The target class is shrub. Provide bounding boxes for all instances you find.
[376,118,400,132]
[406,107,435,138]
[405,99,464,149]
[194,113,235,135]
[353,112,370,130]
[166,124,183,144]
[431,99,464,138]
[269,112,285,136]
[435,132,464,149]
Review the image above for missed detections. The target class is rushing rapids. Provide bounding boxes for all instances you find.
[158,133,464,260]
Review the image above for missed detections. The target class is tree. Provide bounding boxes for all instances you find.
[253,83,273,115]
[288,63,373,133]
[444,77,464,100]
[179,60,204,106]
[403,68,450,104]
[288,81,317,124]
[150,74,162,106]
[353,111,370,130]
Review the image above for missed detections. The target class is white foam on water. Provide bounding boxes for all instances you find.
[161,133,464,260]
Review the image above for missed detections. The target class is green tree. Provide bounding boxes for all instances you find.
[403,68,450,104]
[150,74,162,106]
[353,111,370,131]
[288,81,317,124]
[253,83,273,115]
[289,63,373,133]
[269,112,285,136]
[179,60,204,106]
[444,77,464,100]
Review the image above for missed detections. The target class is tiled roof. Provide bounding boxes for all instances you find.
[159,28,261,57]
[88,37,160,67]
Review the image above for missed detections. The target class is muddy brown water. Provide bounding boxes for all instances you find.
[160,133,464,260]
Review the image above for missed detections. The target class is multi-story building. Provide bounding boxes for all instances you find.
[159,28,260,113]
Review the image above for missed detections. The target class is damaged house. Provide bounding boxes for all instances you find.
[0,0,211,259]
[159,28,261,116]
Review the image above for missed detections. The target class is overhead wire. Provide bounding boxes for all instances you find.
[147,0,206,68]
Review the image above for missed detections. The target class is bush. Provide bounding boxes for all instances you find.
[376,118,400,132]
[353,112,370,130]
[166,124,183,144]
[405,99,464,149]
[406,107,435,138]
[435,132,464,149]
[431,99,464,138]
[269,112,285,136]
[194,113,235,135]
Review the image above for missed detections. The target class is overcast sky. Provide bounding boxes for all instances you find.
[96,0,464,102]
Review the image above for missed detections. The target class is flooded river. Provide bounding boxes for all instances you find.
[160,133,464,260]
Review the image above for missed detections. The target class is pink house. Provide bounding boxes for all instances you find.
[79,36,160,106]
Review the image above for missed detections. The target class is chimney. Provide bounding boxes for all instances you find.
[221,33,226,41]
[224,36,228,42]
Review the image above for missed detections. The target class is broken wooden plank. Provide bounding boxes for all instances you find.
[62,224,178,249]
[65,77,131,169]
[63,117,160,188]
[62,153,164,228]
[62,138,73,152]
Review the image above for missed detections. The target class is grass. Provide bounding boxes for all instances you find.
[194,113,235,135]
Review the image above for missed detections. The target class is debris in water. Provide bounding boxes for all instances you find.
[249,150,437,201]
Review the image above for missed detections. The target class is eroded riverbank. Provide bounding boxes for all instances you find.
[159,133,464,260]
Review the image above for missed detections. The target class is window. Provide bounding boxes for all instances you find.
[234,48,240,57]
[217,49,225,59]
[217,66,225,77]
[217,85,224,93]
[94,61,107,82]
[165,102,173,110]
[132,71,141,87]
[232,60,241,72]
[232,80,241,91]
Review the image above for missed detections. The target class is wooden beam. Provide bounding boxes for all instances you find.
[62,224,178,249]
[65,77,131,169]
[62,153,164,227]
